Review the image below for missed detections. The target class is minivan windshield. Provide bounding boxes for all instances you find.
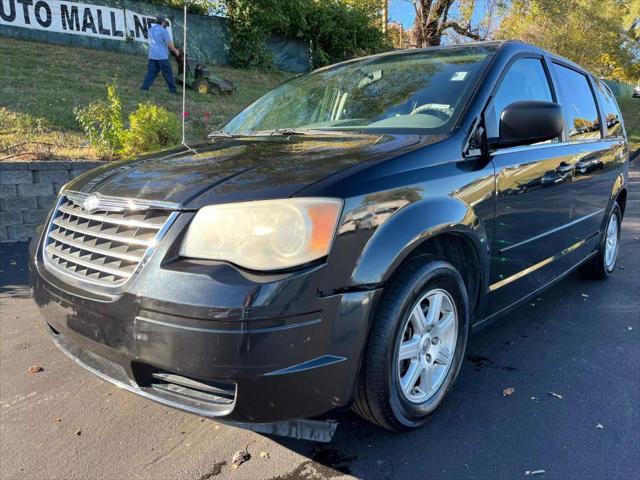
[222,44,497,135]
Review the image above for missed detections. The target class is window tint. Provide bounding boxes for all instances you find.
[485,58,554,140]
[595,80,623,138]
[552,64,601,141]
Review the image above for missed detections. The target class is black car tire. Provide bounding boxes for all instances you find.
[353,256,469,431]
[579,203,622,280]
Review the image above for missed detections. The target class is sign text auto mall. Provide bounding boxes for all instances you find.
[0,0,172,42]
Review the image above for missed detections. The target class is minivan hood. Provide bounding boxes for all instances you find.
[65,133,427,209]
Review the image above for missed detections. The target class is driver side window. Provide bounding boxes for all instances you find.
[485,58,556,141]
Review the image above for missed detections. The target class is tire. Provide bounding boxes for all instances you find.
[579,203,621,280]
[353,257,469,431]
[193,79,209,94]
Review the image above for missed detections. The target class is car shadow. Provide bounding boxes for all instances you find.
[0,241,31,300]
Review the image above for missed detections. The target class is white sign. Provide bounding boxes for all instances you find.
[0,0,172,42]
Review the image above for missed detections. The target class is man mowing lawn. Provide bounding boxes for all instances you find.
[141,16,181,94]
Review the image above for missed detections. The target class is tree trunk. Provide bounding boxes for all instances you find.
[411,0,484,47]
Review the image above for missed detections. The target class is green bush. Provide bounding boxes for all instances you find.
[74,82,124,158]
[226,0,391,70]
[75,83,181,158]
[121,103,181,156]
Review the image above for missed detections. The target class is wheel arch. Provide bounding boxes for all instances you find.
[351,197,490,315]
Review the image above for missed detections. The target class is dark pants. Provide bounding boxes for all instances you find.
[141,59,177,93]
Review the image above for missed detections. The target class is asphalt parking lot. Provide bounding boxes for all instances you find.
[1,164,638,480]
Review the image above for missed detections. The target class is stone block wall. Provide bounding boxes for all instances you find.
[0,161,103,243]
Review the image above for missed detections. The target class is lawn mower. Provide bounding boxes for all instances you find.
[174,49,234,95]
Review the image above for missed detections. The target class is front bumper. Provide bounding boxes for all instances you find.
[29,223,380,423]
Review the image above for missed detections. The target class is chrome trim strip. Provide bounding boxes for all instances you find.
[492,138,605,156]
[65,190,180,212]
[46,245,132,278]
[265,355,346,376]
[475,250,598,328]
[489,233,598,292]
[135,316,322,334]
[498,209,604,254]
[58,204,164,229]
[49,231,144,262]
[52,218,153,246]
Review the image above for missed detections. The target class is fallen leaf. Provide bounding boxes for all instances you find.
[75,430,81,436]
[259,451,270,459]
[27,366,43,374]
[231,442,253,469]
[525,470,546,476]
[548,391,563,399]
[596,423,604,429]
[502,387,515,397]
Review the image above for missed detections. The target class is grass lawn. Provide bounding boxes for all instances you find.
[617,97,640,151]
[1,36,639,161]
[0,37,292,161]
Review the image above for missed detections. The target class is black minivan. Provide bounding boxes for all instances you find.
[30,41,628,431]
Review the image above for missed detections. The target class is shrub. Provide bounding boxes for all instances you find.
[75,83,181,158]
[121,103,181,156]
[74,82,124,158]
[226,0,391,70]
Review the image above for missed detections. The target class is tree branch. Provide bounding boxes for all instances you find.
[443,20,484,41]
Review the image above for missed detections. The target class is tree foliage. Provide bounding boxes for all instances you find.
[497,0,640,82]
[225,0,391,69]
[137,1,223,16]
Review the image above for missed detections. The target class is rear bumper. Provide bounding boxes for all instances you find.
[29,231,381,423]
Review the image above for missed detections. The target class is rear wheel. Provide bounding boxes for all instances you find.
[193,79,209,94]
[353,257,469,431]
[579,203,621,279]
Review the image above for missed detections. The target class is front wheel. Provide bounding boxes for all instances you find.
[353,257,469,431]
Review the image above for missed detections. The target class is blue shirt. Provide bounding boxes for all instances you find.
[148,24,172,60]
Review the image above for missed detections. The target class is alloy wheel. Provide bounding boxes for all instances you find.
[397,288,458,404]
[604,212,619,270]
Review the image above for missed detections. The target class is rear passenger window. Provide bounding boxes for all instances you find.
[595,80,623,138]
[552,64,601,141]
[485,58,555,140]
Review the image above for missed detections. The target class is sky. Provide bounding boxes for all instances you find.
[388,0,488,29]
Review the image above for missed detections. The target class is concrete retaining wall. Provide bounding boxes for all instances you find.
[0,161,103,243]
[0,0,310,72]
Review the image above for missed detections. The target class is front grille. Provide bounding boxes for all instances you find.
[42,192,176,289]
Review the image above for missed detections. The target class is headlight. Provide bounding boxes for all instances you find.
[179,198,343,270]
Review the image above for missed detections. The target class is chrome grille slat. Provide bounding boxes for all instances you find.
[52,217,153,246]
[46,244,132,278]
[58,204,164,229]
[42,193,177,289]
[48,231,145,262]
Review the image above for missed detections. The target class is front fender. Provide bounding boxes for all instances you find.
[351,196,490,286]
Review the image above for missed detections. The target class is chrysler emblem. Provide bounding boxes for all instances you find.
[83,194,101,213]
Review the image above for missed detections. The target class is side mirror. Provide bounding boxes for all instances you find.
[488,100,564,149]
